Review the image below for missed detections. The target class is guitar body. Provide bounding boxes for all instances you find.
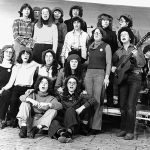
[114,55,131,84]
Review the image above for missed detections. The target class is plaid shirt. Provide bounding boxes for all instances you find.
[12,18,34,47]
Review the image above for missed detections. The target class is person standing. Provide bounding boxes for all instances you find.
[112,27,145,140]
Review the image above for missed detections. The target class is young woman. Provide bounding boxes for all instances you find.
[33,7,58,64]
[112,27,145,140]
[85,27,112,134]
[61,16,89,65]
[55,54,85,96]
[48,76,96,143]
[52,7,67,66]
[17,76,62,138]
[0,45,15,129]
[0,48,39,127]
[12,3,34,59]
[64,5,87,32]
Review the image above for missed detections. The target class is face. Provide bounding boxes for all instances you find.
[145,51,150,58]
[72,9,79,17]
[101,19,110,29]
[39,78,49,93]
[67,78,77,93]
[22,7,30,18]
[73,20,81,30]
[94,29,103,41]
[4,48,13,61]
[120,31,130,44]
[53,10,61,20]
[21,51,30,63]
[34,10,40,20]
[45,52,53,65]
[119,17,128,28]
[70,59,78,70]
[41,8,50,20]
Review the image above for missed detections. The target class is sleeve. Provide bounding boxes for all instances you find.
[50,96,63,110]
[12,19,26,46]
[105,44,112,76]
[52,24,58,53]
[62,24,67,43]
[33,24,38,42]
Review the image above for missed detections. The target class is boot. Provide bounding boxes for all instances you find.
[19,126,27,138]
[29,126,39,139]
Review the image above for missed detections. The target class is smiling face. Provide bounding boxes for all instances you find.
[72,9,79,17]
[45,52,53,65]
[21,51,30,63]
[4,48,13,61]
[53,10,61,20]
[39,78,49,93]
[22,7,30,18]
[120,31,130,44]
[41,8,50,20]
[70,59,78,70]
[67,78,77,93]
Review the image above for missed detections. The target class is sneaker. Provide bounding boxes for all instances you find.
[19,126,27,138]
[124,133,134,140]
[116,130,126,137]
[29,126,39,139]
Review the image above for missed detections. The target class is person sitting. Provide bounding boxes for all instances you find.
[17,76,62,138]
[48,75,96,143]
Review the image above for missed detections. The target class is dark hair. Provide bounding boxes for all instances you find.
[0,45,15,64]
[63,75,81,97]
[118,15,133,28]
[18,3,34,22]
[16,49,33,64]
[143,45,150,54]
[52,7,64,23]
[37,7,53,28]
[118,27,135,45]
[69,5,83,18]
[41,49,59,77]
[72,16,84,30]
[97,13,113,30]
[64,56,82,79]
[34,76,53,95]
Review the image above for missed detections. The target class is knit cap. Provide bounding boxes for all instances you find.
[52,7,63,17]
[67,54,81,62]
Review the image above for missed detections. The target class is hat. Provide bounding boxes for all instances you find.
[143,45,150,54]
[98,13,113,21]
[52,7,64,17]
[118,27,135,45]
[33,7,40,11]
[67,54,81,62]
[118,14,132,22]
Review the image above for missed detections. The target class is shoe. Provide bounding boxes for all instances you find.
[19,126,27,138]
[58,131,72,143]
[116,131,126,137]
[0,120,7,129]
[10,119,18,128]
[124,133,134,140]
[89,129,102,135]
[80,124,90,136]
[29,126,39,139]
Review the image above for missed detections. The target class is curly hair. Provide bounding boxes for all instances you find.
[36,7,53,28]
[0,45,15,64]
[41,49,59,77]
[16,49,33,64]
[63,75,81,98]
[18,3,34,22]
[69,5,83,18]
[34,76,53,95]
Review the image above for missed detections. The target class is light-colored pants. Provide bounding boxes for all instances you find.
[17,102,57,129]
[85,69,104,130]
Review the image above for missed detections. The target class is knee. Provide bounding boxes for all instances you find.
[65,107,76,115]
[19,102,31,110]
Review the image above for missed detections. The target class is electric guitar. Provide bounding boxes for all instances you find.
[114,32,150,85]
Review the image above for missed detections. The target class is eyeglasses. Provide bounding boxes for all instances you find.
[68,81,77,85]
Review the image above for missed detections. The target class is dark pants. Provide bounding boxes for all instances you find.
[48,107,91,138]
[119,73,141,133]
[7,86,30,120]
[0,90,12,120]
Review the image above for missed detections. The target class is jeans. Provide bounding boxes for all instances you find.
[119,73,142,133]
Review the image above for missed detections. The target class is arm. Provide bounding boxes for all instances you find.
[52,24,58,53]
[48,96,62,110]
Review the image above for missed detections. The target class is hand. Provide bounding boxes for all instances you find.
[132,49,138,57]
[82,90,87,95]
[57,87,63,94]
[103,78,109,89]
[25,89,34,95]
[111,66,117,73]
[38,102,49,110]
[0,88,5,95]
[76,105,85,115]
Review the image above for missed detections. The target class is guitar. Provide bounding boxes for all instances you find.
[114,32,150,85]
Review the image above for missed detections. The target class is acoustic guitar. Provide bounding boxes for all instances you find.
[114,32,150,85]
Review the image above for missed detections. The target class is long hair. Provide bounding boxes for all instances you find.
[63,75,81,98]
[69,5,83,18]
[0,45,15,64]
[34,76,53,95]
[41,49,59,77]
[18,3,34,22]
[64,58,82,79]
[36,7,53,28]
[52,7,64,24]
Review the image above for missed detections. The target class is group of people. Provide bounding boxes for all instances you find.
[0,2,149,143]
